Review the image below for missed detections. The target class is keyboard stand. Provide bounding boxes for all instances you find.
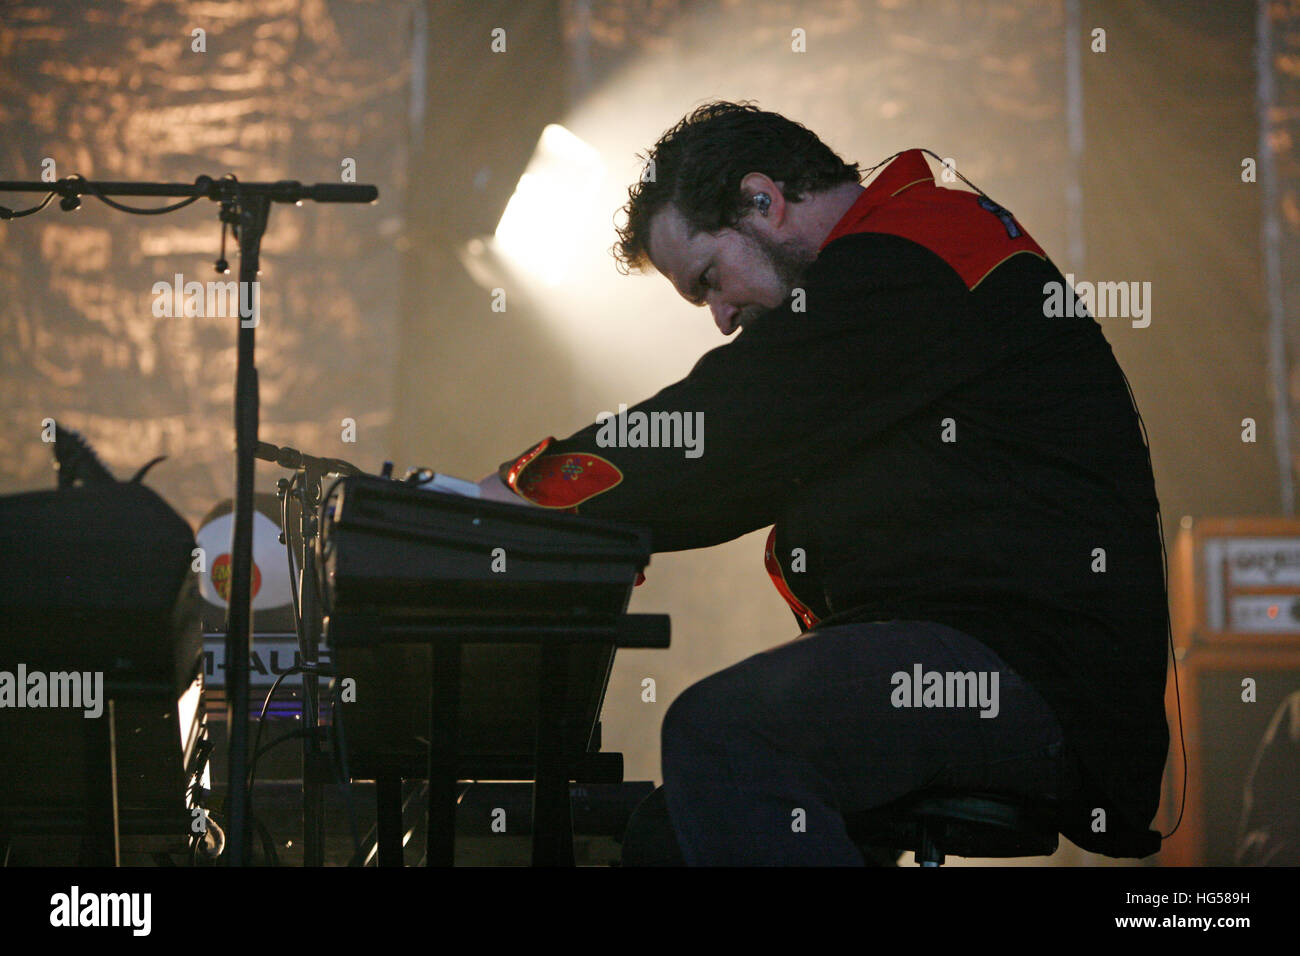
[331,612,670,866]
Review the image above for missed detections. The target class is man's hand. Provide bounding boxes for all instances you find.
[478,472,535,506]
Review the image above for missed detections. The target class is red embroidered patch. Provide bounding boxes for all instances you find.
[511,452,623,508]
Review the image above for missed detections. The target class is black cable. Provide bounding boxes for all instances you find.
[878,146,1189,842]
[256,727,314,760]
[289,468,359,863]
[917,148,989,198]
[860,147,1007,205]
[282,471,303,629]
[306,499,330,616]
[327,676,366,865]
[1117,362,1188,841]
[244,673,305,869]
[242,502,313,861]
[287,466,332,626]
[229,175,245,242]
[905,147,1188,839]
[71,175,209,215]
[858,149,907,182]
[0,190,56,219]
[248,666,305,793]
[315,474,349,619]
[252,809,280,867]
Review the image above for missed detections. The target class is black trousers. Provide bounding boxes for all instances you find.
[621,619,1081,865]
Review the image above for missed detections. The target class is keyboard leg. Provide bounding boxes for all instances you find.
[376,770,404,867]
[426,642,460,867]
[79,699,120,866]
[532,643,574,866]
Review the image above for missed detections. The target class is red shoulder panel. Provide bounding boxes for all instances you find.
[821,149,1046,290]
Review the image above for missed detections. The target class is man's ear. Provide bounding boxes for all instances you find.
[739,172,785,225]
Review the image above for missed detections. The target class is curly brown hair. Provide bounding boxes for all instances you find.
[612,101,861,274]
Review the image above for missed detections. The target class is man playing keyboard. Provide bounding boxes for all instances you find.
[479,101,1169,866]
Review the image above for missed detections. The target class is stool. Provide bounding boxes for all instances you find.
[845,790,1061,867]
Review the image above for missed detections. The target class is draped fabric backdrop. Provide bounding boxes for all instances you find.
[0,1,406,522]
[1,0,1297,864]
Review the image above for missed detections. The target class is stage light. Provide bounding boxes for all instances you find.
[493,124,605,286]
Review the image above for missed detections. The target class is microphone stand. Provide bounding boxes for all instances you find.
[258,440,363,868]
[0,176,377,866]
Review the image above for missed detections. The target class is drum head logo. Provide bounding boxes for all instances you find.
[211,553,262,602]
